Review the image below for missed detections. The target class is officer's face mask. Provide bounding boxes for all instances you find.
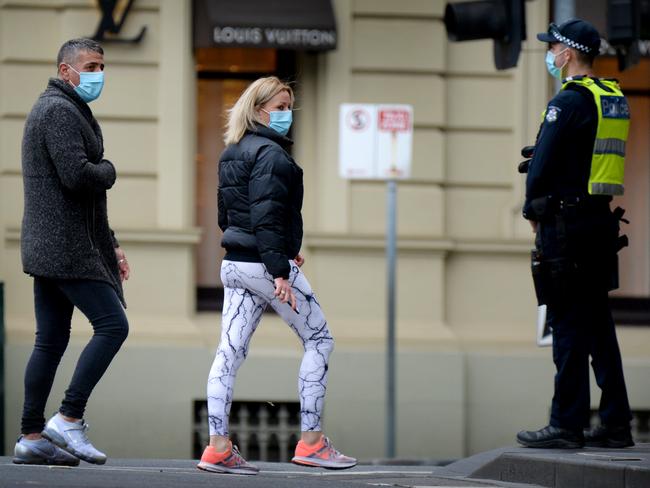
[66,64,104,103]
[545,47,569,79]
[262,108,293,136]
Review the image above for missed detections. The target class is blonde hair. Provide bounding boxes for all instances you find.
[224,76,294,145]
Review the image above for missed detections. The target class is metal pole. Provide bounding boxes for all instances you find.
[386,179,397,458]
[0,282,4,455]
[553,0,576,92]
[554,0,575,24]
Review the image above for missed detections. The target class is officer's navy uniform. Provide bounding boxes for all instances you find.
[518,19,633,448]
[525,79,632,432]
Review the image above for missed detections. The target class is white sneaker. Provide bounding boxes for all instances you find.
[13,435,80,466]
[42,414,107,465]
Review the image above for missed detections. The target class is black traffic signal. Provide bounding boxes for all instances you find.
[444,0,527,70]
[607,0,650,70]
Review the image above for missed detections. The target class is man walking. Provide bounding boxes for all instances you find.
[517,19,633,449]
[13,38,130,466]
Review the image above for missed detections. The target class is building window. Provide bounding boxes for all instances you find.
[193,400,301,461]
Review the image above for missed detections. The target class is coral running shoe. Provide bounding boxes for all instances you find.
[292,435,357,469]
[197,442,259,475]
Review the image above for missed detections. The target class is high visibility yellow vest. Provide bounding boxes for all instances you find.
[562,77,630,196]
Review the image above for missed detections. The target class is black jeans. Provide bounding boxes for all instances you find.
[21,278,129,434]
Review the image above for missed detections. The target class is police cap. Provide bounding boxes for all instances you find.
[537,18,601,55]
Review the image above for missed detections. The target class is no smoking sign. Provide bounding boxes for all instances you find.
[339,104,413,179]
[347,108,371,131]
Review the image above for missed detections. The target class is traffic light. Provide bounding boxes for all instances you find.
[607,0,650,70]
[444,0,527,70]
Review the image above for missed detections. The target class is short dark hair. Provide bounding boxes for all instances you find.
[573,47,597,67]
[56,38,103,67]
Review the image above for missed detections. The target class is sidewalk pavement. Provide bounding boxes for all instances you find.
[0,457,544,488]
[1,443,648,488]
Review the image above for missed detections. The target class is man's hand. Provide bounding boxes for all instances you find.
[115,247,130,282]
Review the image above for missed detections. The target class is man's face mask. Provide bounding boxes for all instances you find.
[545,47,569,79]
[67,64,104,103]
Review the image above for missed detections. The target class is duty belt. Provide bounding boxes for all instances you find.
[530,195,611,220]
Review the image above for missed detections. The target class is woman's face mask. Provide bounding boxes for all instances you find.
[262,108,293,136]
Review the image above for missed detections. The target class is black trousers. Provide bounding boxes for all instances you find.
[536,212,632,431]
[548,286,632,430]
[21,277,129,434]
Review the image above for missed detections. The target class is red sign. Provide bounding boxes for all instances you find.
[378,109,410,132]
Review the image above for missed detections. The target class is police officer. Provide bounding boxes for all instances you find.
[516,19,634,449]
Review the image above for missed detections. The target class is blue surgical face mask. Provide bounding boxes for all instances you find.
[545,48,568,79]
[67,64,104,103]
[263,109,292,136]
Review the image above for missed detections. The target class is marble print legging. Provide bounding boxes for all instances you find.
[207,260,335,436]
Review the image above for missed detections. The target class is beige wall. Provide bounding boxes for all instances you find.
[1,0,650,461]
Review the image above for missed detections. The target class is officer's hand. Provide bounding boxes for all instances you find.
[521,145,535,158]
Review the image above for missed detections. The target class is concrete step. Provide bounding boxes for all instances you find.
[439,444,650,488]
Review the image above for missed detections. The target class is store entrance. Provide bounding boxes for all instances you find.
[594,59,650,297]
[194,48,296,310]
[595,58,650,323]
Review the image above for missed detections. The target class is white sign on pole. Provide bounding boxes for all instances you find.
[338,104,377,178]
[339,104,413,180]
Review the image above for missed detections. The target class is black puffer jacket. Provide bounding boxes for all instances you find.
[218,124,303,279]
[21,78,124,305]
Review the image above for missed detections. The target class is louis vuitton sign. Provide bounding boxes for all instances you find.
[91,0,146,44]
[213,26,336,49]
[194,0,337,51]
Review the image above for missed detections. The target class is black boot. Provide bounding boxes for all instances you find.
[584,425,634,448]
[516,425,585,448]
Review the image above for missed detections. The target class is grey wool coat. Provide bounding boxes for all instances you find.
[21,78,124,305]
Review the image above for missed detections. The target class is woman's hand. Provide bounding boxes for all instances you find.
[274,277,297,311]
[115,247,130,282]
[294,253,305,267]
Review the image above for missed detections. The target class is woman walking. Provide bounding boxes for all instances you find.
[197,77,356,475]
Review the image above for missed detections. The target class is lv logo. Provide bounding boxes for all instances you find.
[92,0,147,43]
